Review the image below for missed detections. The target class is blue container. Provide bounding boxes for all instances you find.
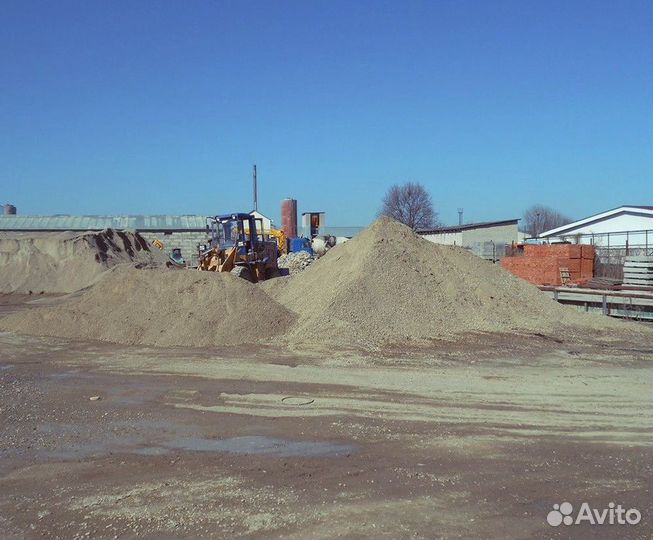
[289,237,314,254]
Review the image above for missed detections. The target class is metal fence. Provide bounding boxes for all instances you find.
[528,229,653,264]
[519,229,653,278]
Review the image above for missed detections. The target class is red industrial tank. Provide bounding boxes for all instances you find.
[281,198,297,238]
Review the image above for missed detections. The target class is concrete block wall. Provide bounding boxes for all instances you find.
[461,222,519,246]
[501,244,595,286]
[140,231,209,267]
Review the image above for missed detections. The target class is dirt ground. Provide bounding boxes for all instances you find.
[0,299,651,539]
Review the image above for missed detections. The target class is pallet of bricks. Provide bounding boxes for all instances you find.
[500,244,595,286]
[623,256,653,288]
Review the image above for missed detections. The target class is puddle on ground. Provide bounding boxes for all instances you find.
[27,420,189,462]
[132,446,169,456]
[49,370,90,381]
[7,421,353,467]
[139,436,354,458]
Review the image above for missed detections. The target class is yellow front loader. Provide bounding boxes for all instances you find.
[197,213,280,282]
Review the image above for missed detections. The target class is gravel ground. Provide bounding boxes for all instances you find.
[0,301,651,539]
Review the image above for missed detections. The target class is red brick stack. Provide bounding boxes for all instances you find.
[501,244,595,286]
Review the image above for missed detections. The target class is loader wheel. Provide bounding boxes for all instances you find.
[230,266,253,282]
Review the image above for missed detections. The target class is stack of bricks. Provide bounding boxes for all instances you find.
[501,244,595,286]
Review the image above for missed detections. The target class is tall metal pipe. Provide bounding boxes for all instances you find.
[253,164,258,212]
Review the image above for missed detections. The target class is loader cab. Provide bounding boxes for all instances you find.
[208,213,261,254]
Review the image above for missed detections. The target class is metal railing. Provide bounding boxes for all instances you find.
[525,229,653,263]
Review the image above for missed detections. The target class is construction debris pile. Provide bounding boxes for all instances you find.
[277,251,316,275]
[0,217,641,351]
[0,229,165,294]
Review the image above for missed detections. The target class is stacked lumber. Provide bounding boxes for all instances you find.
[623,256,653,287]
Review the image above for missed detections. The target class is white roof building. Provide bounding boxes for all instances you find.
[249,210,273,231]
[539,205,653,250]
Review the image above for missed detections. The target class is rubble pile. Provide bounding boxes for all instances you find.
[277,251,317,275]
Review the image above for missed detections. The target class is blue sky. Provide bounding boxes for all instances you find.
[1,0,651,226]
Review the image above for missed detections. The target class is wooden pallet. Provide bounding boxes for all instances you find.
[559,267,571,285]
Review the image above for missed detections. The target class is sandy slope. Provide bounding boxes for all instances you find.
[0,229,165,293]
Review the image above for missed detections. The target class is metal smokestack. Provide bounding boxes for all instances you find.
[252,164,258,212]
[457,208,463,225]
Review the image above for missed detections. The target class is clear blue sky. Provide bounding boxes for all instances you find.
[1,0,651,226]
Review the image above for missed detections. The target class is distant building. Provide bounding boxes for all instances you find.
[0,209,286,267]
[249,210,273,232]
[322,226,364,238]
[418,219,520,261]
[0,214,209,267]
[300,211,363,239]
[538,205,653,250]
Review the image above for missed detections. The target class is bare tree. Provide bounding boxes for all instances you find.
[380,182,438,230]
[523,204,572,237]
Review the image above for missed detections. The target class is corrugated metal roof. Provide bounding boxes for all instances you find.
[418,219,519,235]
[0,215,208,231]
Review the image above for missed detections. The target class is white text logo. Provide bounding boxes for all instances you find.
[547,502,641,526]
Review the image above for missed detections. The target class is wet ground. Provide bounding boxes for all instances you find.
[0,304,651,539]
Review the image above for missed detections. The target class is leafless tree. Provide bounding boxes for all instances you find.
[523,204,572,237]
[380,182,438,230]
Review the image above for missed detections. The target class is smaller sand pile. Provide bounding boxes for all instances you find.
[0,266,295,348]
[0,229,165,294]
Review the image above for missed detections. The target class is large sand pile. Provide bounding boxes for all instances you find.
[0,266,295,347]
[264,217,635,348]
[0,229,165,293]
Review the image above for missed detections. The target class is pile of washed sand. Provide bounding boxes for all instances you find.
[0,229,165,294]
[263,217,636,349]
[0,266,295,348]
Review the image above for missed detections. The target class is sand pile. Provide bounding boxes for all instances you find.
[265,217,633,348]
[0,229,166,294]
[0,266,295,347]
[1,217,643,351]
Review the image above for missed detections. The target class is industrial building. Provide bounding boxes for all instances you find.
[300,211,363,239]
[418,219,520,261]
[538,205,653,264]
[538,205,653,247]
[0,213,211,267]
[0,203,360,266]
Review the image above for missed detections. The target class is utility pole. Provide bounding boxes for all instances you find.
[253,164,258,212]
[457,208,463,226]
